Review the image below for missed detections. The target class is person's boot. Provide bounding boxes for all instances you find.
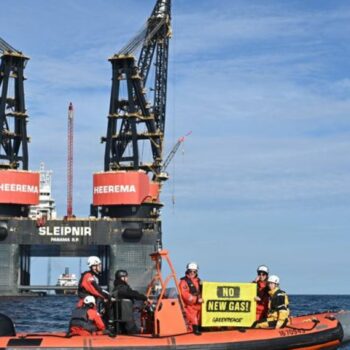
[193,325,202,336]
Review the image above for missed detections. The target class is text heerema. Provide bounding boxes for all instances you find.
[0,183,38,193]
[94,185,136,194]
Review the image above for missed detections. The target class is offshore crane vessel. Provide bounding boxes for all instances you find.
[1,2,350,349]
[0,0,171,295]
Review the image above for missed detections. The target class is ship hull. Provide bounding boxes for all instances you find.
[54,289,77,296]
[0,217,161,295]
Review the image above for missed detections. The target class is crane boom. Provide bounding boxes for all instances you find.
[102,0,171,180]
[138,0,171,134]
[162,131,192,172]
[67,102,74,218]
[0,37,20,54]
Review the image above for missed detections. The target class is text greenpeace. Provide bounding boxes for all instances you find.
[0,183,39,193]
[94,185,136,194]
[201,282,257,327]
[38,226,92,243]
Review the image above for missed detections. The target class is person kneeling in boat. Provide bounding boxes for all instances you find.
[69,296,107,336]
[77,256,110,311]
[253,275,290,329]
[179,262,203,335]
[253,265,270,320]
[112,269,150,335]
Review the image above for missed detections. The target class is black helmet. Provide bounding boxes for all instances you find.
[115,269,128,279]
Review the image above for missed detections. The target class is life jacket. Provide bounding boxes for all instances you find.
[269,288,289,314]
[256,280,268,298]
[77,271,98,299]
[70,306,97,333]
[180,276,201,296]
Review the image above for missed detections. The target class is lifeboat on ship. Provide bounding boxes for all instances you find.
[0,250,349,350]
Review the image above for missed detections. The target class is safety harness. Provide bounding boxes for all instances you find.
[181,276,201,296]
[269,289,289,313]
[69,306,97,334]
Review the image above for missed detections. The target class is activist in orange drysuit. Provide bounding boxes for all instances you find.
[77,256,110,308]
[253,265,270,320]
[69,296,106,336]
[179,262,203,335]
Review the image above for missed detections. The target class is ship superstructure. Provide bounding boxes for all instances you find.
[55,267,78,295]
[29,162,57,220]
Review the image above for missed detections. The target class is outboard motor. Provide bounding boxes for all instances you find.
[0,313,16,336]
[336,311,350,344]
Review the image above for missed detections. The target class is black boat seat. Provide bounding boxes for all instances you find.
[116,299,133,322]
[107,298,134,335]
[0,313,16,336]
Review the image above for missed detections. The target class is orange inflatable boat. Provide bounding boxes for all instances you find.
[0,250,349,350]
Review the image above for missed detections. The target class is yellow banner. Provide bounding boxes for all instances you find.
[201,282,257,327]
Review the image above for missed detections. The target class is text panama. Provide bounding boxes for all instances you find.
[38,227,92,236]
[0,184,38,193]
[94,185,136,194]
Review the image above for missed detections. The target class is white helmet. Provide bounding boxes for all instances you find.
[186,262,198,271]
[268,275,280,284]
[84,295,96,306]
[257,265,269,274]
[87,256,101,267]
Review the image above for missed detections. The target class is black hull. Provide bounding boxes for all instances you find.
[0,217,161,295]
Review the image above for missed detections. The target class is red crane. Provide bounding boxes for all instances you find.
[67,102,74,218]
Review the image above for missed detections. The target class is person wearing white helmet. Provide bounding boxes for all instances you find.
[69,295,107,336]
[253,265,269,320]
[253,274,290,329]
[179,262,203,335]
[77,256,110,309]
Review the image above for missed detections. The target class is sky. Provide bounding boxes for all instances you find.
[1,0,350,294]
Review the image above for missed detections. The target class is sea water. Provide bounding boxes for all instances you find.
[1,295,350,349]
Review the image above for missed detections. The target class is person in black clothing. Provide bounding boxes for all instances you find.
[111,269,150,334]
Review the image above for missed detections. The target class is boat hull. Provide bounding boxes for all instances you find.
[0,311,348,350]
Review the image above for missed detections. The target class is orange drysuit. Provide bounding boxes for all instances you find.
[179,275,202,330]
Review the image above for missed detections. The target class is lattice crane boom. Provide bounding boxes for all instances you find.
[0,38,20,54]
[67,102,74,218]
[162,131,192,173]
[102,0,171,181]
